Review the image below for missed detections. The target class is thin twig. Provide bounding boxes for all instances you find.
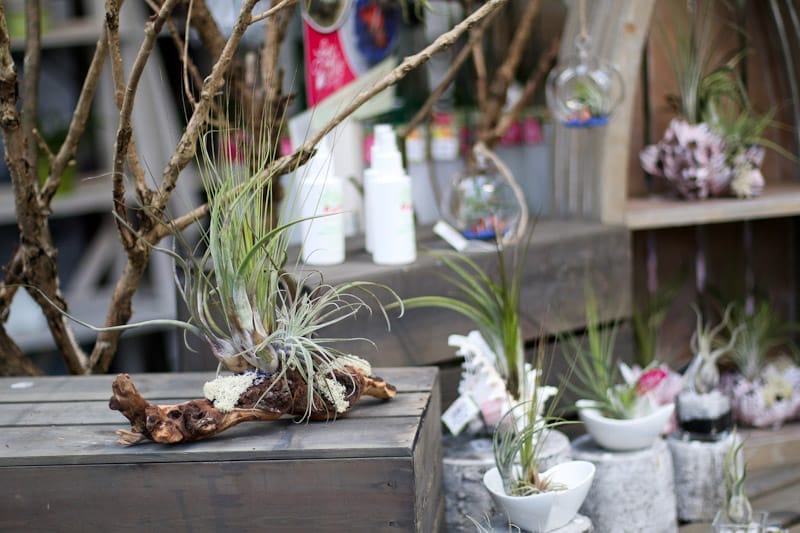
[89,0,262,373]
[481,0,542,136]
[249,0,299,25]
[483,38,559,147]
[41,25,109,203]
[22,0,42,177]
[402,7,497,138]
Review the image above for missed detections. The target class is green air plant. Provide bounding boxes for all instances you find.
[723,429,752,524]
[632,279,681,368]
[492,345,568,496]
[723,300,798,382]
[563,288,633,419]
[171,117,402,421]
[686,304,741,394]
[661,0,747,125]
[396,232,531,400]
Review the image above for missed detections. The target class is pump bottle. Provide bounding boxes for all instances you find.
[363,125,416,265]
[298,138,345,265]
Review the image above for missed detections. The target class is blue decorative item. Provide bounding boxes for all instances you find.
[354,0,400,65]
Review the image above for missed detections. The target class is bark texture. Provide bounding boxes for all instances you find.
[109,367,397,445]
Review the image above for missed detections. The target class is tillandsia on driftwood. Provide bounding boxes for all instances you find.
[109,364,396,445]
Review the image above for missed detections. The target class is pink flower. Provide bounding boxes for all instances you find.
[636,368,668,395]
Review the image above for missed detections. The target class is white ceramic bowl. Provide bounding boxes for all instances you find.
[576,400,674,451]
[483,460,595,532]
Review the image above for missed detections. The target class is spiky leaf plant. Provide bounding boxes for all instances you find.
[169,112,401,420]
[660,0,746,125]
[396,232,531,400]
[723,300,798,382]
[492,345,569,496]
[686,304,741,394]
[723,429,752,524]
[563,287,633,419]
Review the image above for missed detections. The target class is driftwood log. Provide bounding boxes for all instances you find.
[109,367,396,445]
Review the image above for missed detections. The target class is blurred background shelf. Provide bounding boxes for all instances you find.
[625,183,800,230]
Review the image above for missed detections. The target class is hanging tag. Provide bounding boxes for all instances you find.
[442,394,481,435]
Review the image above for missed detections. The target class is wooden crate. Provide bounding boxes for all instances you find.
[0,367,443,532]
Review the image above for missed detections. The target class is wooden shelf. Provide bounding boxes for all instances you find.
[0,177,124,224]
[625,183,800,230]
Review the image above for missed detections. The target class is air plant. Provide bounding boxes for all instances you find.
[492,346,565,496]
[640,0,786,200]
[723,430,752,525]
[397,229,532,401]
[685,304,741,394]
[166,116,402,421]
[723,300,797,382]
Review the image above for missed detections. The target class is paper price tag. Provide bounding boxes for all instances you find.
[441,394,480,436]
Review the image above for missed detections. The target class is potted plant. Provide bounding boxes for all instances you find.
[483,370,594,532]
[721,300,800,428]
[712,430,768,532]
[568,291,675,452]
[676,304,741,440]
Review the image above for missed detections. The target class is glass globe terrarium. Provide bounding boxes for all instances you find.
[441,151,524,242]
[546,37,624,128]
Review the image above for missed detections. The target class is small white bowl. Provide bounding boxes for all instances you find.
[576,400,674,451]
[483,461,595,532]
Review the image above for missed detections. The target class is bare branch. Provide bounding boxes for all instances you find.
[41,25,109,203]
[22,0,41,175]
[270,0,512,179]
[402,7,498,138]
[89,0,261,373]
[249,0,299,25]
[482,38,558,147]
[481,0,542,135]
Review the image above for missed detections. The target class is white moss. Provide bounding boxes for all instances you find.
[203,372,257,413]
[317,375,350,413]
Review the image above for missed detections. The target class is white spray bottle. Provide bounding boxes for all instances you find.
[298,137,345,266]
[364,125,416,265]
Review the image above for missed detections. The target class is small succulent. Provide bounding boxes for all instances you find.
[723,430,752,525]
[685,304,741,394]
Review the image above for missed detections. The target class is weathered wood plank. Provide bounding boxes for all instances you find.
[743,422,800,472]
[0,416,421,467]
[413,372,444,531]
[0,367,436,403]
[0,393,430,427]
[0,458,417,532]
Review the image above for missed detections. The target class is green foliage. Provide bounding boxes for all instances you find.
[661,0,746,125]
[563,287,631,419]
[179,114,402,419]
[724,429,752,524]
[723,300,799,381]
[396,231,532,400]
[632,285,679,368]
[492,347,571,496]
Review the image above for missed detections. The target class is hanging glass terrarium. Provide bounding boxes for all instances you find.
[546,0,624,128]
[441,148,525,242]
